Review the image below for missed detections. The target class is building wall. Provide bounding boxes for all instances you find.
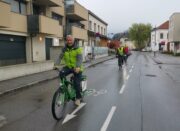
[99,39,107,47]
[0,0,65,64]
[169,13,180,42]
[151,29,168,51]
[88,15,107,35]
[33,35,46,62]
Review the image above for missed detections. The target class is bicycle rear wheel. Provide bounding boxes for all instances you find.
[51,89,66,120]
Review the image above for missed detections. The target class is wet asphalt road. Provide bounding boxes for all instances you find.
[0,52,180,131]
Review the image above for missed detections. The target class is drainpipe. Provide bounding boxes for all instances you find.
[30,0,33,62]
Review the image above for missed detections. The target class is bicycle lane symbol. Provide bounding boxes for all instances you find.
[84,89,107,97]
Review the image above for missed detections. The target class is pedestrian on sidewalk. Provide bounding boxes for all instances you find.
[54,35,83,106]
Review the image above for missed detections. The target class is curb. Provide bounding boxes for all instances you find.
[150,56,163,64]
[0,56,115,97]
[0,75,58,97]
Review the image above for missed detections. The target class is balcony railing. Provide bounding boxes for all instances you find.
[28,15,63,37]
[0,1,11,28]
[33,0,63,7]
[66,2,88,21]
[67,25,87,40]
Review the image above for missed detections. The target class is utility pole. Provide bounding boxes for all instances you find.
[154,26,157,57]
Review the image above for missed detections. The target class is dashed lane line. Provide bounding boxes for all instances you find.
[100,106,116,131]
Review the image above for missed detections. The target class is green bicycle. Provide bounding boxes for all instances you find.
[51,70,87,120]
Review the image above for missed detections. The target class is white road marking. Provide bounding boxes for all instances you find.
[132,65,134,69]
[126,75,130,80]
[100,106,116,131]
[94,89,107,96]
[129,69,132,73]
[62,103,86,124]
[119,84,126,94]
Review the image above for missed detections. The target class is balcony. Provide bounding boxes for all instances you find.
[33,0,63,7]
[67,25,87,40]
[50,6,65,16]
[28,15,63,38]
[66,1,88,21]
[0,1,11,28]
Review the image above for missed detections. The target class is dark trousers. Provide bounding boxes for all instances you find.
[59,66,82,99]
[118,55,123,67]
[123,55,128,64]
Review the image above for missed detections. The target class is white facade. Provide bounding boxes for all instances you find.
[86,11,108,60]
[88,15,107,36]
[120,38,135,49]
[151,29,168,51]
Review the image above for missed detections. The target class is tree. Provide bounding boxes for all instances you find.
[129,23,152,50]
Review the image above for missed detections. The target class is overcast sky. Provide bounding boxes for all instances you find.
[77,0,180,34]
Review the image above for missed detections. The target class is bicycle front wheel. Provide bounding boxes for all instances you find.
[51,89,66,120]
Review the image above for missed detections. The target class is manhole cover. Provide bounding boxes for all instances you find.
[145,74,157,77]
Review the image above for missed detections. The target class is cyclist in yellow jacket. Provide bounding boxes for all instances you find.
[117,46,124,69]
[55,35,83,106]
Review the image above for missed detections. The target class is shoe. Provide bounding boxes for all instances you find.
[75,99,81,106]
[80,98,84,102]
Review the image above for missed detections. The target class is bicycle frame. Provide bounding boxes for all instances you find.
[59,77,76,102]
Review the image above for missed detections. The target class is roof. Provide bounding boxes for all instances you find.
[88,10,108,26]
[157,21,169,29]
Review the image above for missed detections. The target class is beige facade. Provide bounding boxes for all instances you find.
[71,26,88,40]
[39,15,63,37]
[169,13,180,54]
[0,0,65,69]
[0,1,11,28]
[65,0,88,41]
[0,0,106,80]
[6,12,27,33]
[169,13,180,42]
[66,1,88,21]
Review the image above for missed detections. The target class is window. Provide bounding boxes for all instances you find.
[11,0,19,13]
[20,2,26,15]
[152,34,154,41]
[94,23,96,32]
[104,28,106,35]
[98,25,100,33]
[2,0,11,3]
[160,33,163,39]
[65,0,74,6]
[89,21,92,30]
[52,12,63,25]
[101,27,103,34]
[9,0,27,15]
[167,33,169,39]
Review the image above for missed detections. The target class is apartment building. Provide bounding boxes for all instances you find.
[169,13,180,55]
[0,0,65,67]
[88,10,108,47]
[0,0,102,80]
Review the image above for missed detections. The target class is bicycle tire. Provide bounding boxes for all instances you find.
[51,88,66,120]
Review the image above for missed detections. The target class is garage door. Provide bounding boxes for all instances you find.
[0,34,26,66]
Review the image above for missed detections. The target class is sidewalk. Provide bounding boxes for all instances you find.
[0,55,115,97]
[151,52,180,65]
